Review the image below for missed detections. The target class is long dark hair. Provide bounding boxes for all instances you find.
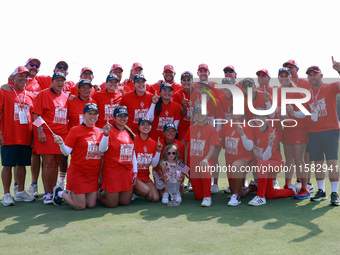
[124,124,136,141]
[155,97,164,116]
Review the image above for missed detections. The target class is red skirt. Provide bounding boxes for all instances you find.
[101,164,133,193]
[66,164,100,194]
[137,169,152,182]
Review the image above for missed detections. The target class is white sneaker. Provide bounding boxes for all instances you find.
[131,193,139,201]
[162,192,169,204]
[187,181,193,192]
[224,186,231,194]
[2,193,14,206]
[201,197,212,207]
[288,184,300,195]
[228,194,241,206]
[273,180,280,189]
[43,193,53,205]
[14,191,35,202]
[27,184,39,198]
[176,193,182,203]
[294,181,302,190]
[211,184,219,194]
[57,180,66,190]
[248,196,266,206]
[307,183,314,193]
[14,185,18,196]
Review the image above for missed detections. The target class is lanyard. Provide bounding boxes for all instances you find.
[311,85,322,106]
[13,88,27,109]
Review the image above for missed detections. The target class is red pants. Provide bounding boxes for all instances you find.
[257,160,294,199]
[190,178,211,200]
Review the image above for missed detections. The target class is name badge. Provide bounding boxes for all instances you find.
[19,110,28,124]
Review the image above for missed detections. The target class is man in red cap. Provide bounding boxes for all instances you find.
[256,69,272,95]
[0,66,36,206]
[306,58,340,206]
[121,62,146,94]
[149,65,182,95]
[223,65,243,90]
[69,67,97,97]
[100,64,124,91]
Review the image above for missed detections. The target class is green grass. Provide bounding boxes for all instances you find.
[1,152,340,255]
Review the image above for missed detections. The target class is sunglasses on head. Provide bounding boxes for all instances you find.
[29,62,40,69]
[224,69,234,74]
[167,152,176,155]
[56,65,68,71]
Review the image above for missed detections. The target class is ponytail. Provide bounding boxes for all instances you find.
[155,97,163,116]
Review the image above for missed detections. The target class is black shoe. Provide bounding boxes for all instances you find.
[310,189,327,202]
[53,186,63,206]
[330,192,340,206]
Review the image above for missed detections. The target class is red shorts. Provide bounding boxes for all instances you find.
[137,169,152,182]
[34,132,68,155]
[101,164,133,193]
[282,127,308,145]
[66,164,100,194]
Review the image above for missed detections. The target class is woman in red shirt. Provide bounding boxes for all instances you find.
[99,106,138,208]
[52,103,109,210]
[133,117,163,202]
[146,83,181,141]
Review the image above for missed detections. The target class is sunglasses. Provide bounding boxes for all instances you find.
[29,62,40,69]
[224,69,234,74]
[167,152,176,155]
[56,65,68,71]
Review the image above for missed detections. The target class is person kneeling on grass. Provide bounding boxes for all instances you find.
[248,113,298,206]
[52,103,110,210]
[183,104,220,207]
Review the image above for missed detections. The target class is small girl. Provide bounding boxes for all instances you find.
[157,144,184,204]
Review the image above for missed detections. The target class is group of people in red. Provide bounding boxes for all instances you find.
[1,56,340,210]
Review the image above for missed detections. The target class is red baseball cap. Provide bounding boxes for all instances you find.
[223,65,237,74]
[110,64,123,72]
[198,63,209,71]
[14,66,29,75]
[80,67,93,76]
[26,58,41,66]
[256,69,271,78]
[131,62,143,70]
[283,59,298,68]
[163,64,174,72]
[306,66,322,74]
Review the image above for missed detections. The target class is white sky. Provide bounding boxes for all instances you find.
[1,0,339,85]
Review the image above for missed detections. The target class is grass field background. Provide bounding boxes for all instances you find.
[1,151,340,255]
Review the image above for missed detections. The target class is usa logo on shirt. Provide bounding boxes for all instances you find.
[140,101,144,108]
[197,131,201,139]
[165,110,169,116]
[143,146,148,152]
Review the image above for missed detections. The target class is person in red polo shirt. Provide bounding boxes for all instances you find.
[33,72,68,204]
[122,74,153,135]
[307,59,340,206]
[52,103,107,210]
[149,65,182,95]
[121,62,145,94]
[0,66,35,206]
[92,74,122,129]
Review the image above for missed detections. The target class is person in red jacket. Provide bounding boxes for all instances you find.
[32,72,68,204]
[0,66,35,206]
[98,106,137,208]
[52,103,109,210]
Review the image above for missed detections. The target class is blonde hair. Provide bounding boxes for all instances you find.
[159,144,181,167]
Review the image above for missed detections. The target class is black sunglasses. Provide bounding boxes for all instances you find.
[167,152,176,155]
[56,65,68,71]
